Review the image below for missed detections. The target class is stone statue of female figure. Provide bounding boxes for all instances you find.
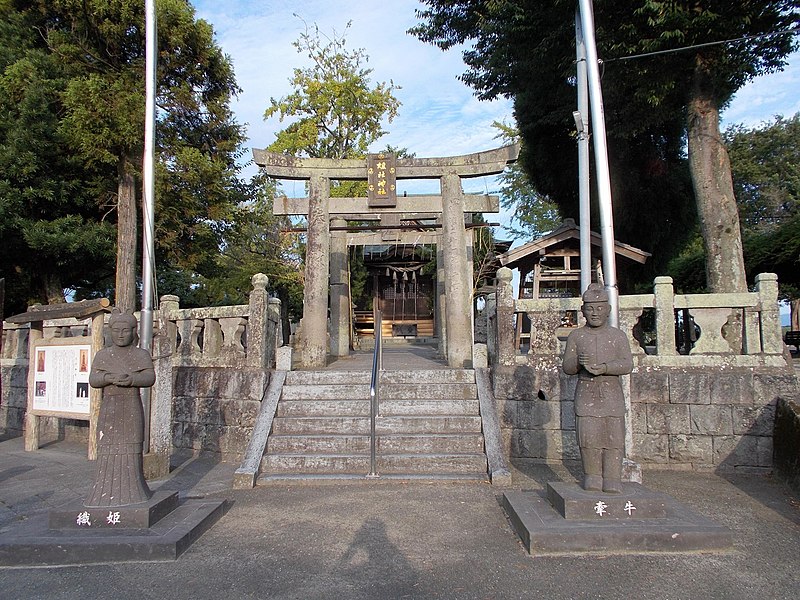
[85,311,155,507]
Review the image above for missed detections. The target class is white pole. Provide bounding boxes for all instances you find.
[141,0,156,351]
[575,7,591,296]
[577,0,620,326]
[141,0,157,451]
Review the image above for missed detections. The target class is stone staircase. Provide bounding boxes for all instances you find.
[258,369,488,481]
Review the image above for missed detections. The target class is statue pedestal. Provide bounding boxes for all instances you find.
[502,481,731,555]
[546,482,668,519]
[49,490,180,529]
[0,491,225,566]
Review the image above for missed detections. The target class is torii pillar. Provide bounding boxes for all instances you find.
[441,173,473,367]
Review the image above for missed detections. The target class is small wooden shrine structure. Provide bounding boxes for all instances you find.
[496,219,650,349]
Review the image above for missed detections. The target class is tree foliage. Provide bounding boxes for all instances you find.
[255,20,404,319]
[0,2,116,311]
[669,114,800,298]
[726,114,800,231]
[0,0,247,313]
[265,20,401,161]
[411,1,799,290]
[492,121,562,240]
[728,114,800,299]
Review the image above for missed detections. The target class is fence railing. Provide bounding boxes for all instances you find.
[1,273,283,371]
[493,268,785,368]
[156,273,282,369]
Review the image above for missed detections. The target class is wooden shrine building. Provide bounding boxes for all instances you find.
[496,219,650,349]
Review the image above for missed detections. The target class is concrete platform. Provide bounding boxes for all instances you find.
[503,483,733,555]
[1,436,799,598]
[0,497,225,566]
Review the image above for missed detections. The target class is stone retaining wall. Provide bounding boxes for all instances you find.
[492,359,798,473]
[774,398,800,493]
[171,367,269,459]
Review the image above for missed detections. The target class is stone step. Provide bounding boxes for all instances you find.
[376,416,483,435]
[284,369,474,386]
[261,453,487,475]
[380,399,480,416]
[271,415,483,435]
[266,433,485,455]
[267,435,370,454]
[281,384,369,400]
[277,400,370,417]
[379,453,487,474]
[262,454,369,474]
[380,383,478,400]
[276,398,480,418]
[281,382,477,401]
[378,434,485,455]
[271,416,370,435]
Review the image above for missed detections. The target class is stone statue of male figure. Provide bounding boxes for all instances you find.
[563,284,633,494]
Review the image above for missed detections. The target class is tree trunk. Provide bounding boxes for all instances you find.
[791,298,800,331]
[43,274,65,304]
[116,154,137,312]
[686,54,747,293]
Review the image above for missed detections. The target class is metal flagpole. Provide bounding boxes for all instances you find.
[576,0,620,326]
[140,0,157,450]
[574,6,591,296]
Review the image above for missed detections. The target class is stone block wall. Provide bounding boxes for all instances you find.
[171,366,269,459]
[0,363,27,437]
[492,360,798,473]
[773,398,800,494]
[492,362,580,467]
[629,368,794,473]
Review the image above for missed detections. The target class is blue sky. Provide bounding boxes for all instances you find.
[190,0,800,213]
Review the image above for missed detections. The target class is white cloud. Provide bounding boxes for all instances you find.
[189,1,798,232]
[192,0,514,165]
[723,51,800,128]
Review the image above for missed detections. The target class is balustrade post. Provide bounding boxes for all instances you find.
[653,276,677,356]
[496,267,515,366]
[756,273,782,354]
[247,273,270,368]
[146,294,178,478]
[203,318,223,357]
[485,293,498,366]
[267,297,282,369]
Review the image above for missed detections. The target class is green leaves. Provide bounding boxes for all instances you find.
[265,21,400,159]
[0,0,247,311]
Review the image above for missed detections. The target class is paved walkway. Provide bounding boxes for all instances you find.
[325,345,449,371]
[1,434,799,599]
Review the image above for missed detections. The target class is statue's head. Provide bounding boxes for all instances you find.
[581,283,610,328]
[109,310,138,347]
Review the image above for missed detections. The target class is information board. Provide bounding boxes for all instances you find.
[32,341,92,417]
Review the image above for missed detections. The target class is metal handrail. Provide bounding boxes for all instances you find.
[367,309,383,478]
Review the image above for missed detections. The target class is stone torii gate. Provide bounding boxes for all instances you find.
[253,144,519,368]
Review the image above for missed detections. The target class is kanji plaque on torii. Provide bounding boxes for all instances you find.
[367,152,396,207]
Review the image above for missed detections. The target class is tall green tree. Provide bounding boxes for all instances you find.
[727,115,800,323]
[492,121,562,240]
[669,114,800,303]
[0,0,246,312]
[0,2,116,311]
[726,114,800,233]
[411,0,799,291]
[265,20,401,162]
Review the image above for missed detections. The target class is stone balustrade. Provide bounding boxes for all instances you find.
[493,268,785,369]
[156,273,282,369]
[489,268,797,473]
[1,274,283,459]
